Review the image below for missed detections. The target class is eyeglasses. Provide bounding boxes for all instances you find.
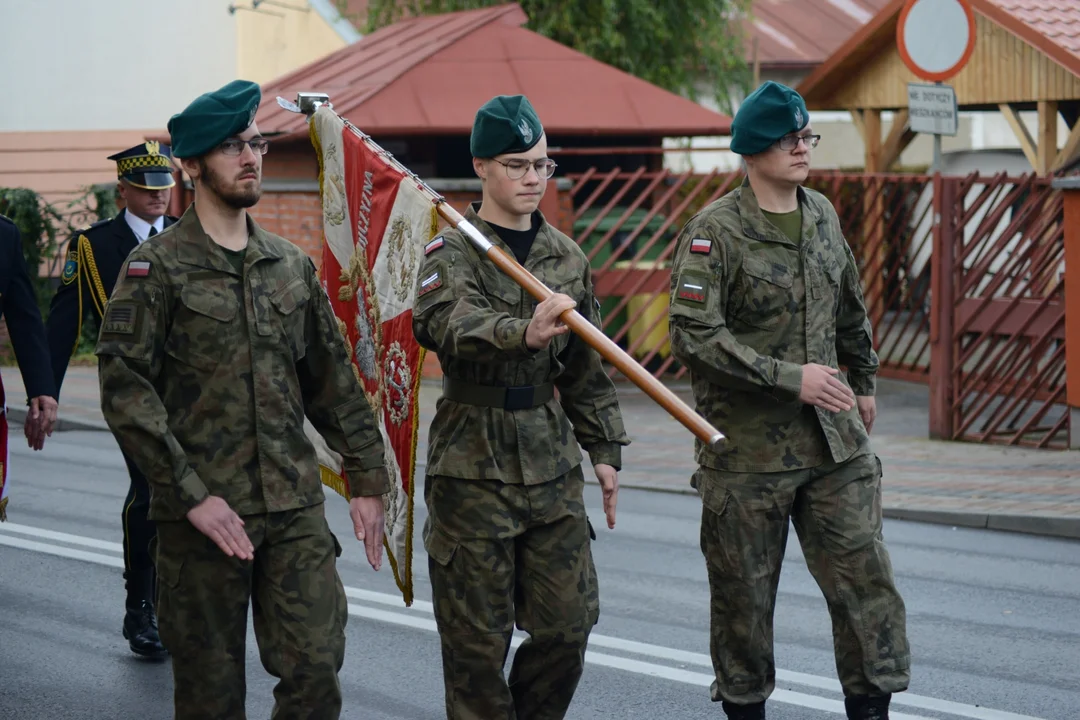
[494,158,558,180]
[218,138,270,156]
[777,134,821,151]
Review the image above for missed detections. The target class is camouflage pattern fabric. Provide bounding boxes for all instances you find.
[95,205,389,718]
[669,180,909,707]
[412,203,626,719]
[412,203,630,484]
[694,453,910,704]
[423,466,599,720]
[155,503,348,719]
[96,205,390,522]
[668,180,877,473]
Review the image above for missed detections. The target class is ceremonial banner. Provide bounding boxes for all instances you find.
[0,374,9,522]
[305,108,435,606]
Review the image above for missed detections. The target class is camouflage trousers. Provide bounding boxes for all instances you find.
[154,502,348,720]
[423,466,600,720]
[695,449,910,706]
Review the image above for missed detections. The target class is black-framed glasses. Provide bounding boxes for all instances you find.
[218,138,270,156]
[494,158,557,180]
[777,133,820,151]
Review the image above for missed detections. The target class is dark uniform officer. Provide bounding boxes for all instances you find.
[0,215,58,519]
[46,142,178,658]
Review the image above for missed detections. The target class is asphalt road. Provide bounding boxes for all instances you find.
[1,428,1077,719]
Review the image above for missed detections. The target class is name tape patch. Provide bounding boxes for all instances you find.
[689,238,712,254]
[677,279,706,303]
[103,303,136,335]
[418,270,442,297]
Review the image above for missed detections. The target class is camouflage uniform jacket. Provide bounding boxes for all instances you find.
[412,203,630,484]
[668,181,877,473]
[96,206,390,522]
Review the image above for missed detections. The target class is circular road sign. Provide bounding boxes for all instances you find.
[896,0,977,82]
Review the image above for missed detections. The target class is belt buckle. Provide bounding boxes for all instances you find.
[503,385,535,411]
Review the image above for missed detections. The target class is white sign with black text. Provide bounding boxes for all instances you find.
[907,82,958,136]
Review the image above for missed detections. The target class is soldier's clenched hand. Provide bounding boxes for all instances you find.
[525,293,576,350]
[350,496,385,571]
[798,363,855,413]
[594,463,619,529]
[187,496,254,560]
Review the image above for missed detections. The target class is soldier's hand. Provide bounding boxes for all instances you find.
[856,395,877,434]
[349,496,385,571]
[25,395,58,451]
[798,364,855,413]
[525,293,576,350]
[187,496,254,560]
[594,463,619,529]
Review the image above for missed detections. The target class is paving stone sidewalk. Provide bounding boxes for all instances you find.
[4,366,1078,540]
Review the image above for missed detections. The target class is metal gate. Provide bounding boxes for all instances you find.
[930,173,1069,449]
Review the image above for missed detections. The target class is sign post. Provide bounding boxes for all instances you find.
[896,0,976,173]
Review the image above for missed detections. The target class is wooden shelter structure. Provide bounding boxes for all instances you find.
[797,0,1080,175]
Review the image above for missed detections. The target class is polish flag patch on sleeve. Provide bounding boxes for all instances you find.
[424,237,445,255]
[126,261,152,277]
[689,238,712,254]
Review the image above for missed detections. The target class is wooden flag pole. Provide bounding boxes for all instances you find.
[291,95,725,450]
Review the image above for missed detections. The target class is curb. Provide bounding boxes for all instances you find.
[618,480,1080,542]
[882,508,1080,541]
[5,407,110,433]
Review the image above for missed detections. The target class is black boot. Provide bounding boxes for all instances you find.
[845,694,890,720]
[122,570,167,659]
[722,700,766,720]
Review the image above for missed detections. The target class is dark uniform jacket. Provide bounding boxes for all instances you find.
[47,209,177,393]
[0,214,55,400]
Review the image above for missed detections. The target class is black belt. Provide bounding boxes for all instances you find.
[442,377,555,411]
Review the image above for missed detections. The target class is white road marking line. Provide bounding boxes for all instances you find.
[0,524,1049,720]
[345,603,933,720]
[0,522,124,552]
[0,534,124,568]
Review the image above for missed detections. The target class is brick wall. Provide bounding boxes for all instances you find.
[247,191,326,262]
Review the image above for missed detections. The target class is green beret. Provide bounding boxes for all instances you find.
[167,79,262,158]
[730,81,809,156]
[470,95,544,159]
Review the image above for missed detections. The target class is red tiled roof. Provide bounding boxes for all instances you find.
[982,0,1080,69]
[342,0,889,73]
[746,0,893,68]
[256,2,732,139]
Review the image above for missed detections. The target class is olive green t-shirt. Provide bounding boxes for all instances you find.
[761,207,802,244]
[221,246,246,275]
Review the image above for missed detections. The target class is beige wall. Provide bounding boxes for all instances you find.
[0,0,236,131]
[236,1,349,84]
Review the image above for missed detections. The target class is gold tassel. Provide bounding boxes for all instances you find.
[0,496,8,523]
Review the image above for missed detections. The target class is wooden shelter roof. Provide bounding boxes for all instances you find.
[797,0,1080,111]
